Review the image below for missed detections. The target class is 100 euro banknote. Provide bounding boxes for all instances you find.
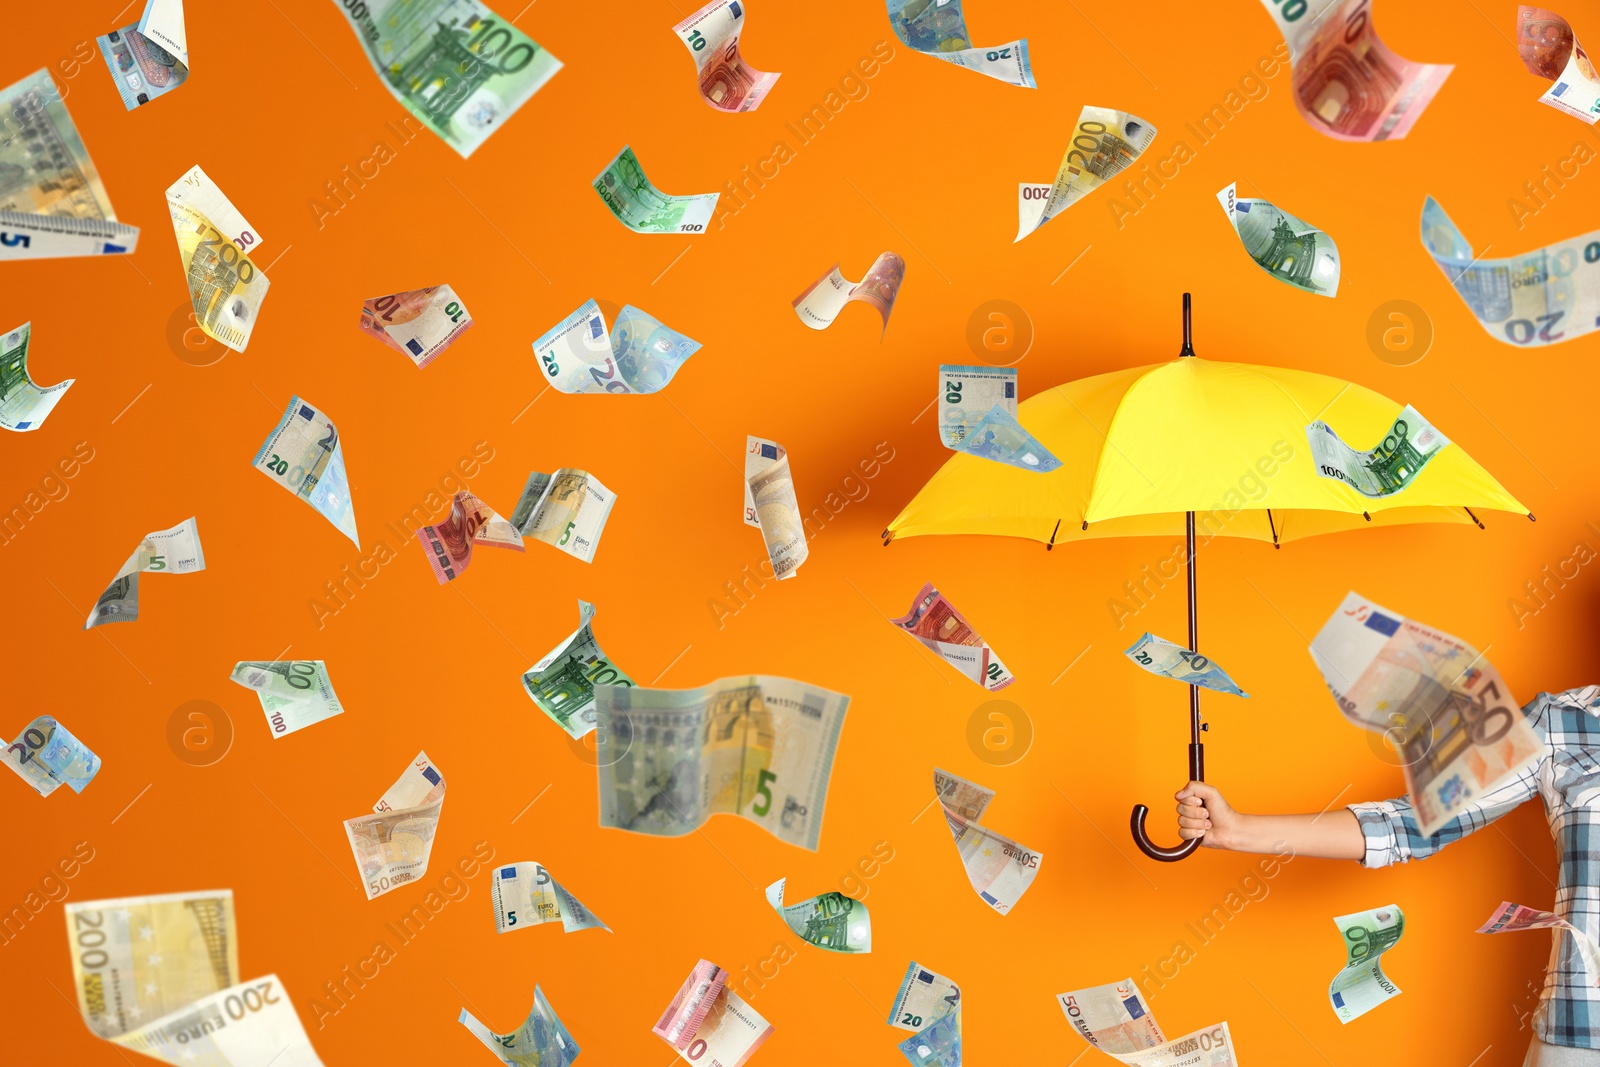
[523,599,634,738]
[1307,403,1449,498]
[231,661,344,737]
[766,877,870,953]
[1329,904,1405,1022]
[332,0,561,157]
[595,146,718,233]
[0,321,73,431]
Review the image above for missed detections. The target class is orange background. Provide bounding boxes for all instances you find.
[5,0,1597,1064]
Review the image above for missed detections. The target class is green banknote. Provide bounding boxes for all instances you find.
[522,600,633,739]
[332,0,562,158]
[594,146,718,234]
[1329,905,1404,1023]
[231,661,344,738]
[1217,181,1340,297]
[765,877,870,953]
[0,321,74,431]
[1307,404,1450,498]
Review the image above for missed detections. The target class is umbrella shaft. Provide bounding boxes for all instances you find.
[1186,510,1204,775]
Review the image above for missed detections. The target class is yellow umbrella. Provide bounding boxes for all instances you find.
[886,295,1531,860]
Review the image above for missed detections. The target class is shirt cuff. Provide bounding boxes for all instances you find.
[1346,801,1402,868]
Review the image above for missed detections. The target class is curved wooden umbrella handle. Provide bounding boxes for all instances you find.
[1130,803,1202,862]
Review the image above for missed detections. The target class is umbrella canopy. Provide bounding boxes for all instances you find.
[888,356,1530,546]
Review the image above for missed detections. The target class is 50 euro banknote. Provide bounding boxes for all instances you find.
[1311,592,1541,836]
[933,768,1040,915]
[343,752,446,899]
[1059,978,1236,1067]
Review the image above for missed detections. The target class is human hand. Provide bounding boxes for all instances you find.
[1174,781,1246,851]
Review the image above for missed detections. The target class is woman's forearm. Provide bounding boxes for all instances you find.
[1220,809,1366,860]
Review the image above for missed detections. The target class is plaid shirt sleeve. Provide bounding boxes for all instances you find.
[1346,751,1548,869]
[1347,694,1553,868]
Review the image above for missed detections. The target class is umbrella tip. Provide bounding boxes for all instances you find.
[1362,511,1372,522]
[1179,293,1196,358]
[1528,513,1538,522]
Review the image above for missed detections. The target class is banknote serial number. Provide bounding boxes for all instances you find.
[81,973,106,1017]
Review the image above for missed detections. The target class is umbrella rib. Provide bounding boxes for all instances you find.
[1058,390,1159,491]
